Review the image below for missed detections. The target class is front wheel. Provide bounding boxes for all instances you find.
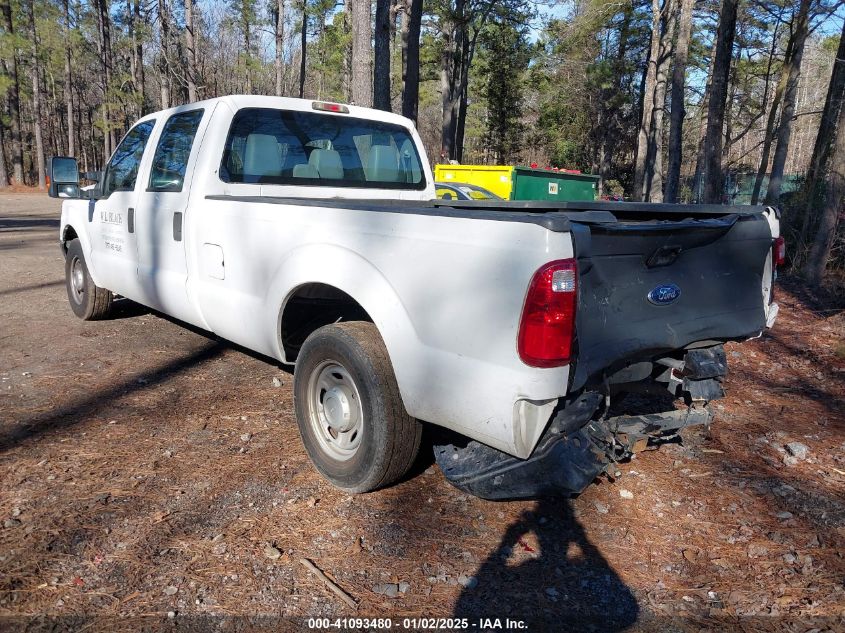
[65,238,113,320]
[293,322,422,493]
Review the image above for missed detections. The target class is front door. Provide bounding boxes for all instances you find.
[135,107,209,325]
[91,119,157,299]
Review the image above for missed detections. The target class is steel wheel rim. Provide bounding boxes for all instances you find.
[306,360,363,461]
[70,257,85,304]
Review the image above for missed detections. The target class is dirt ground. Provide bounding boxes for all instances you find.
[0,193,843,632]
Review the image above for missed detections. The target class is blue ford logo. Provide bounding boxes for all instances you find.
[648,284,681,305]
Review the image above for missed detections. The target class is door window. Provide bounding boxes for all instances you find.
[102,120,155,197]
[148,109,205,192]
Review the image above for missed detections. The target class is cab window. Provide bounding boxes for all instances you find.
[102,120,155,197]
[148,109,205,192]
[220,108,425,190]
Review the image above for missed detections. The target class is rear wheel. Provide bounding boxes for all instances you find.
[65,238,113,320]
[293,322,422,493]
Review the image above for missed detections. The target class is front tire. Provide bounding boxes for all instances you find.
[293,322,422,493]
[65,238,113,320]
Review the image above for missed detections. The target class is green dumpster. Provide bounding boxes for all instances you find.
[510,167,598,201]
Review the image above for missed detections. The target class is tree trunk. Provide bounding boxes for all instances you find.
[342,2,351,100]
[802,19,845,209]
[454,31,472,162]
[441,42,466,162]
[0,121,8,187]
[373,0,390,110]
[29,0,46,188]
[132,0,144,113]
[597,5,632,195]
[440,63,456,160]
[350,0,372,107]
[97,0,115,156]
[664,0,693,202]
[701,0,738,204]
[720,37,744,173]
[691,37,718,202]
[764,0,812,205]
[299,0,307,98]
[64,0,75,156]
[750,40,791,205]
[185,0,199,102]
[646,0,675,202]
[633,0,662,201]
[1,0,24,184]
[804,74,845,286]
[274,0,284,96]
[158,0,171,108]
[127,0,138,114]
[401,0,421,121]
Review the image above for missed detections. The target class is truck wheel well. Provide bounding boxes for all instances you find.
[281,283,373,362]
[61,226,78,254]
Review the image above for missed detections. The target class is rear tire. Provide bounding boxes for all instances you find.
[293,322,422,493]
[65,238,113,320]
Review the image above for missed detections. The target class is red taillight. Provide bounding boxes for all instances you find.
[518,259,577,368]
[773,236,786,267]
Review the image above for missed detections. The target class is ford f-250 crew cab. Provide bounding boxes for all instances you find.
[49,95,782,500]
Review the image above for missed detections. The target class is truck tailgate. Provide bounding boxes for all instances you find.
[569,213,773,391]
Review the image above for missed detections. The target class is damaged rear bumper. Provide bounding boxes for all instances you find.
[435,401,713,500]
[435,345,727,500]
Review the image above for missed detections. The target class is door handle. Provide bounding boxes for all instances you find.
[173,212,183,241]
[127,208,135,233]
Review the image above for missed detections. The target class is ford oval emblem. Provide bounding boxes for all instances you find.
[648,283,681,305]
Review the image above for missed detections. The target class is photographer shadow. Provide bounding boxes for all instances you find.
[454,497,639,631]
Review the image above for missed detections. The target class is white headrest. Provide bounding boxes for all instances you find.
[367,145,400,182]
[308,149,344,180]
[243,134,282,177]
[292,163,318,179]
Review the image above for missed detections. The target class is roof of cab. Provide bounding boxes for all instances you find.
[135,95,417,131]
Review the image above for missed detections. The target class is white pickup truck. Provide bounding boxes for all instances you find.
[49,95,782,499]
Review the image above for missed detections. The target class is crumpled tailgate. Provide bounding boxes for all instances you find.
[569,213,773,391]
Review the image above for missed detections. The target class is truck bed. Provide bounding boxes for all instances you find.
[208,194,776,391]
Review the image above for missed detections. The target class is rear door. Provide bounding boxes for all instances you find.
[135,106,210,325]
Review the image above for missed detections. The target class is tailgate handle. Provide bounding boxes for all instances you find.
[127,208,135,233]
[646,245,682,268]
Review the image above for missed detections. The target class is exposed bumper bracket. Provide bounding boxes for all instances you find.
[435,403,714,501]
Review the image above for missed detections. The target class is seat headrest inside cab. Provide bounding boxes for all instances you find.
[367,145,400,182]
[243,134,282,177]
[308,149,344,180]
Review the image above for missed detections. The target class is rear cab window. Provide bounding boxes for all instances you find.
[220,108,425,190]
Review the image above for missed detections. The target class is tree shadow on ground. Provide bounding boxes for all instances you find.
[453,497,639,632]
[0,279,63,297]
[0,341,227,454]
[0,217,60,231]
[778,274,845,317]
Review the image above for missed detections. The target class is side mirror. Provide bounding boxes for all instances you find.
[48,156,80,198]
